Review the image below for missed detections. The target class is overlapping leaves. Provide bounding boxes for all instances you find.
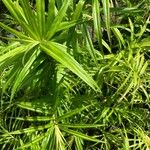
[0,0,98,101]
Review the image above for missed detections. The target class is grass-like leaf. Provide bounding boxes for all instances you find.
[41,41,99,91]
[60,127,102,143]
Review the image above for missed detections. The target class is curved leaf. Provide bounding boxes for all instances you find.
[41,41,99,91]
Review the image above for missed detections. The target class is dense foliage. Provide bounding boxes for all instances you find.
[0,0,150,149]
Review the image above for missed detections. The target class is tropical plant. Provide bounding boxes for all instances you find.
[0,0,150,149]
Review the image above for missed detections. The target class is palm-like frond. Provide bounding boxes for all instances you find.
[0,0,150,149]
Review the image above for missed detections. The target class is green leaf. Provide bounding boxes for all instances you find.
[75,137,84,150]
[10,44,40,100]
[0,42,38,64]
[15,116,53,122]
[112,27,126,48]
[20,0,39,38]
[140,38,150,47]
[60,124,104,128]
[46,0,71,40]
[2,0,25,23]
[60,127,102,143]
[128,18,134,42]
[82,24,98,65]
[102,0,111,43]
[102,39,111,53]
[54,125,66,150]
[58,105,91,120]
[17,96,53,114]
[92,0,103,51]
[17,134,45,150]
[2,0,39,39]
[1,124,53,136]
[72,0,85,20]
[46,0,56,32]
[0,22,31,40]
[36,0,45,38]
[41,41,99,91]
[57,20,81,32]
